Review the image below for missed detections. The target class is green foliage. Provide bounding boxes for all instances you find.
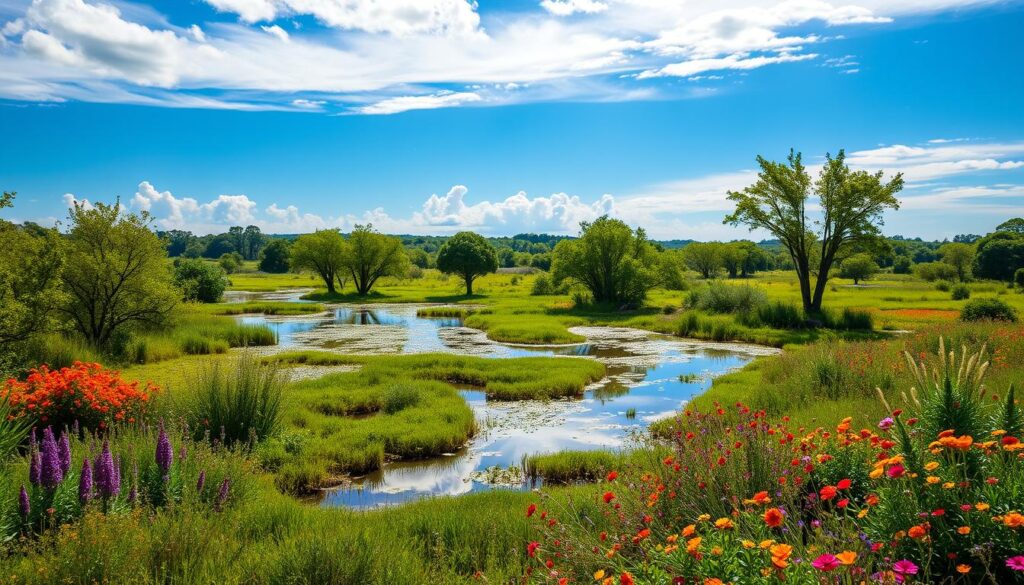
[258,239,290,273]
[973,230,1024,280]
[821,307,874,330]
[173,258,228,303]
[914,261,958,282]
[61,202,179,348]
[681,242,723,279]
[838,252,879,284]
[725,149,903,313]
[344,224,409,296]
[552,216,658,306]
[185,354,285,447]
[523,450,623,483]
[290,229,348,294]
[950,283,971,300]
[938,241,974,281]
[1016,267,1024,289]
[436,231,499,295]
[686,282,767,315]
[892,255,913,274]
[0,395,31,462]
[748,301,804,329]
[934,279,952,292]
[960,298,1017,322]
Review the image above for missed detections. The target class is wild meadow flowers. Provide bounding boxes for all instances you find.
[525,339,1023,584]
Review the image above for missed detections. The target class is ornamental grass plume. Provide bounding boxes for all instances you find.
[78,458,93,504]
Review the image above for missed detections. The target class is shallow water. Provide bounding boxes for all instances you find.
[232,299,778,508]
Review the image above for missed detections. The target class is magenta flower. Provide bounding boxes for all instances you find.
[78,458,93,504]
[18,485,30,519]
[886,464,906,479]
[893,560,919,575]
[878,417,894,431]
[812,554,840,572]
[58,432,71,475]
[1007,556,1024,571]
[156,423,173,477]
[40,427,64,489]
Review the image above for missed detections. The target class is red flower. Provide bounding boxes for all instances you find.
[527,541,540,557]
[526,504,537,517]
[606,471,618,481]
[764,507,784,528]
[837,478,852,490]
[603,491,615,504]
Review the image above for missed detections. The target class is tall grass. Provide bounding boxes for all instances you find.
[185,353,286,447]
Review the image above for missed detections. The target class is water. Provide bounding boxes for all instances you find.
[231,299,778,508]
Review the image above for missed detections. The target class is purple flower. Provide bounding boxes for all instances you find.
[58,431,72,475]
[156,423,173,475]
[78,458,93,504]
[18,485,29,516]
[94,441,119,499]
[893,560,919,575]
[196,470,206,492]
[112,454,121,495]
[1007,556,1024,571]
[28,449,41,486]
[215,477,230,511]
[40,427,64,489]
[878,417,894,431]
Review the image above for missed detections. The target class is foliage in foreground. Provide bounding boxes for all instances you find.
[525,341,1024,584]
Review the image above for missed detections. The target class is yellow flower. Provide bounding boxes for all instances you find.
[741,540,756,549]
[759,539,775,549]
[976,502,991,511]
[926,476,940,484]
[869,468,884,479]
[957,526,971,535]
[943,482,955,489]
[857,509,869,519]
[697,514,711,522]
[594,569,606,580]
[714,517,734,530]
[924,461,940,471]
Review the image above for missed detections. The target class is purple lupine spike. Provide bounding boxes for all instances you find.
[18,486,30,519]
[58,432,72,475]
[28,448,41,486]
[215,477,230,511]
[111,454,121,496]
[196,470,206,492]
[40,427,64,489]
[28,428,36,451]
[78,458,93,504]
[95,441,118,499]
[156,422,173,475]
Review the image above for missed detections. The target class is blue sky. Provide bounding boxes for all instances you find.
[1,0,1022,240]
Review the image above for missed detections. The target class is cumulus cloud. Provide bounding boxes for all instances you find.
[846,141,1024,182]
[412,185,615,232]
[0,0,995,111]
[130,181,258,231]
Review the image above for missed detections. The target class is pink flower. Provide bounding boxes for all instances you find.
[878,417,894,431]
[886,464,906,479]
[812,554,840,572]
[1007,556,1024,571]
[893,560,919,575]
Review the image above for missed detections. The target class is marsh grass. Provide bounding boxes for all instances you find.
[524,450,630,483]
[185,353,286,447]
[200,301,326,316]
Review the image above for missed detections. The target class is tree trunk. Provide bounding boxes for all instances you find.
[465,275,474,296]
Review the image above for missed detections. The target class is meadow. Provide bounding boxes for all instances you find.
[1,257,1022,583]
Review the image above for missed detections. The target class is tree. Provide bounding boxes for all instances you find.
[162,229,194,257]
[0,192,67,364]
[996,217,1024,234]
[60,201,179,347]
[219,252,243,274]
[290,229,348,294]
[551,216,658,306]
[938,242,974,282]
[259,239,290,273]
[720,243,746,278]
[682,242,723,279]
[436,231,498,296]
[408,248,431,269]
[343,225,408,296]
[973,231,1024,281]
[243,225,266,260]
[174,258,228,303]
[839,253,879,285]
[203,233,237,258]
[725,149,902,314]
[892,255,913,274]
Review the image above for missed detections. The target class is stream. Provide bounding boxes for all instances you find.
[225,290,779,508]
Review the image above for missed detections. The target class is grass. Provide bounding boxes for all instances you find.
[198,301,327,316]
[524,450,630,483]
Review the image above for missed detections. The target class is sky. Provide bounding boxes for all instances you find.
[0,0,1022,241]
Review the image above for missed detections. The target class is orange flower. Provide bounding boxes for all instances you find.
[836,551,857,565]
[744,491,771,506]
[957,526,971,535]
[1004,512,1024,528]
[770,543,792,569]
[908,524,929,539]
[763,508,784,528]
[956,564,971,574]
[681,524,696,537]
[714,517,734,530]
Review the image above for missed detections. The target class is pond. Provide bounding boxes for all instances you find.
[232,298,779,508]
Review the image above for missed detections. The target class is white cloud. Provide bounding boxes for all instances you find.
[0,0,998,111]
[411,185,615,232]
[354,91,482,115]
[846,141,1024,182]
[541,0,609,16]
[130,181,258,230]
[62,193,94,210]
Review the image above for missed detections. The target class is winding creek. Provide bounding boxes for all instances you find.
[224,290,780,508]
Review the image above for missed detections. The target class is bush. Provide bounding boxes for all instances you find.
[686,282,767,315]
[531,274,554,296]
[950,283,971,300]
[174,259,228,303]
[934,280,951,292]
[960,298,1018,322]
[892,255,913,274]
[749,301,804,329]
[1,362,157,431]
[186,354,286,447]
[821,307,874,330]
[914,261,958,282]
[1016,267,1024,289]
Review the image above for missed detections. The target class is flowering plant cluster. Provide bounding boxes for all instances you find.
[525,340,1023,584]
[2,362,156,431]
[15,422,232,534]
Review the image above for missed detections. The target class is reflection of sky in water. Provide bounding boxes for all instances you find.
[233,299,766,509]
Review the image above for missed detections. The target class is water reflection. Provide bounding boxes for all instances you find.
[233,300,777,508]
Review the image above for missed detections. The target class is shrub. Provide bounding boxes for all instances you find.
[1015,267,1024,289]
[531,274,554,296]
[750,301,804,329]
[950,283,971,300]
[934,279,951,292]
[915,261,958,282]
[174,259,228,303]
[687,282,767,315]
[1,362,157,430]
[186,354,286,447]
[960,298,1018,322]
[821,307,874,330]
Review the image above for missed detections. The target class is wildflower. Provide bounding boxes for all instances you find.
[926,476,940,484]
[1006,556,1024,571]
[812,554,840,572]
[836,551,857,565]
[215,477,230,511]
[893,560,919,575]
[58,432,71,475]
[714,517,733,530]
[18,486,29,519]
[770,543,792,569]
[744,490,771,505]
[606,471,618,481]
[1003,512,1024,528]
[957,526,970,535]
[956,564,971,574]
[924,461,939,471]
[602,491,615,504]
[40,427,63,489]
[156,423,173,476]
[526,503,537,517]
[837,478,851,490]
[763,508,784,528]
[619,573,634,585]
[594,569,605,580]
[886,464,905,479]
[196,470,206,492]
[28,449,41,486]
[94,441,119,499]
[878,417,894,431]
[908,524,928,539]
[975,502,990,511]
[78,458,93,504]
[681,524,696,537]
[527,541,540,557]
